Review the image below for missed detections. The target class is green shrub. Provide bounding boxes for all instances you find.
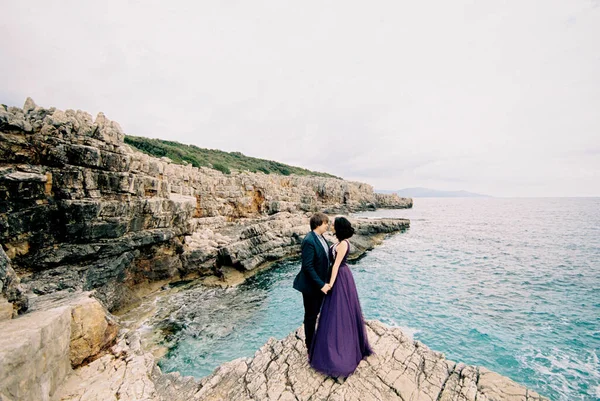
[212,162,231,175]
[124,135,338,178]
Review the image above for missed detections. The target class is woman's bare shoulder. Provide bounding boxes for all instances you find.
[336,240,349,251]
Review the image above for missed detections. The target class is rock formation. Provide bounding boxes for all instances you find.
[0,292,117,401]
[190,321,549,401]
[0,99,550,400]
[0,247,27,320]
[49,321,548,401]
[0,98,410,313]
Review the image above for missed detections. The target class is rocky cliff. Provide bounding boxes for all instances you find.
[0,99,549,401]
[0,98,410,313]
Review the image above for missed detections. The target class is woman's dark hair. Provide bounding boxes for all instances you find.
[334,216,355,241]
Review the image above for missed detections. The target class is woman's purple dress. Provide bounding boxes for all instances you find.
[309,240,373,377]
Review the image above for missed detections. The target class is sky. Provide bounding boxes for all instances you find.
[1,1,599,197]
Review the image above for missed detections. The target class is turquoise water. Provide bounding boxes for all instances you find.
[159,198,600,400]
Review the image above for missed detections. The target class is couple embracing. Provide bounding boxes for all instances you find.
[293,212,373,377]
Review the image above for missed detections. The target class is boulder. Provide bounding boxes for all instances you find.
[0,292,120,400]
[69,296,119,367]
[0,305,72,401]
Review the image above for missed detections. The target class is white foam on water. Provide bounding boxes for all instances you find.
[517,346,600,400]
[379,317,421,339]
[400,326,422,340]
[547,347,600,381]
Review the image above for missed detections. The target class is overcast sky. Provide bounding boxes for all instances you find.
[1,1,599,197]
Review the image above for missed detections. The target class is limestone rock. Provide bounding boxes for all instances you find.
[0,297,13,321]
[327,217,410,258]
[0,292,124,400]
[23,97,37,114]
[0,305,72,401]
[216,212,307,271]
[374,192,413,209]
[191,321,549,401]
[69,296,119,367]
[0,247,28,318]
[24,292,120,368]
[0,99,411,312]
[49,320,548,401]
[214,214,410,273]
[54,330,199,401]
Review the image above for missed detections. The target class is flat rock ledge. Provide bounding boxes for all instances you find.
[52,321,548,401]
[190,321,549,401]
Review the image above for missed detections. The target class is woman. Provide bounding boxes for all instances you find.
[309,217,373,377]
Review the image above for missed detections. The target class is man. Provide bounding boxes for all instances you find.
[293,212,331,355]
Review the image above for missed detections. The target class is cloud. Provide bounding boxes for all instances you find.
[1,0,599,197]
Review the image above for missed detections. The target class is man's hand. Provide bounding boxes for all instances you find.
[321,283,331,294]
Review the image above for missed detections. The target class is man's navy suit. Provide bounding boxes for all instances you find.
[293,231,331,352]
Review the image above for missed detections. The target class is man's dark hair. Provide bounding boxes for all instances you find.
[310,212,329,230]
[334,216,355,240]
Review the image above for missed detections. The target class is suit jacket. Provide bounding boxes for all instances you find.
[293,231,331,294]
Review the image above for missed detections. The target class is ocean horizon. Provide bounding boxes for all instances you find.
[159,197,600,401]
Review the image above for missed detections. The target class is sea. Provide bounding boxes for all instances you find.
[158,197,600,401]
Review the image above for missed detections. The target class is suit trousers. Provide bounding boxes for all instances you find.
[302,291,324,353]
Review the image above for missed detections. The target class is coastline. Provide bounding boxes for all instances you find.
[115,222,409,362]
[0,99,549,400]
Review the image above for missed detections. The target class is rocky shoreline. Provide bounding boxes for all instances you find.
[0,98,411,315]
[0,290,550,401]
[115,216,411,363]
[0,99,548,400]
[182,321,550,401]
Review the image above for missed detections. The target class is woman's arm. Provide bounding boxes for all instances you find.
[328,240,348,288]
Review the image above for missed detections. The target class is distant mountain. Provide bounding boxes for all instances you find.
[376,187,490,198]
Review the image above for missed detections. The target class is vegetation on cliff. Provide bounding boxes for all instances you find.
[124,135,338,178]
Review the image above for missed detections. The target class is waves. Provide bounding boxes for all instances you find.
[352,197,600,400]
[159,197,600,400]
[517,346,600,400]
